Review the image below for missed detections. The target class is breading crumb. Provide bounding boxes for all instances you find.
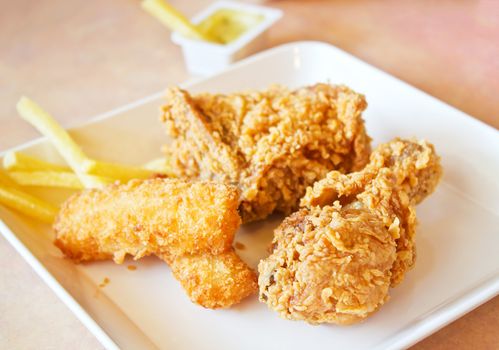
[98,277,110,288]
[234,242,246,250]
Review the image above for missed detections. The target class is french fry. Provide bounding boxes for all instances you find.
[3,151,157,182]
[82,159,157,182]
[0,183,58,223]
[16,97,107,189]
[3,151,70,172]
[143,157,176,176]
[141,0,213,42]
[0,168,19,188]
[15,97,171,185]
[8,171,113,190]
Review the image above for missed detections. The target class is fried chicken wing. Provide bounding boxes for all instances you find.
[54,178,257,308]
[259,138,442,324]
[161,84,371,222]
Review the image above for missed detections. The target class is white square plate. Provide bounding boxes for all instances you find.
[1,41,498,350]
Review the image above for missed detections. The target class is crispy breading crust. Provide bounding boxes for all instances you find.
[168,250,258,309]
[54,178,240,262]
[161,84,371,222]
[54,178,257,308]
[259,206,396,325]
[303,138,443,285]
[259,139,442,324]
[303,138,442,208]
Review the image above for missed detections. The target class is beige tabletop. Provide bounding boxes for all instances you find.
[1,0,498,349]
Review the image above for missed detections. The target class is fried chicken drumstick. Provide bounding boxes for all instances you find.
[161,84,371,223]
[54,178,257,308]
[258,139,442,324]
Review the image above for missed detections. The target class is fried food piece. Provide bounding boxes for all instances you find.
[303,138,443,285]
[161,84,371,222]
[54,178,240,262]
[304,138,442,208]
[54,178,257,308]
[259,205,396,325]
[167,250,258,308]
[259,138,442,324]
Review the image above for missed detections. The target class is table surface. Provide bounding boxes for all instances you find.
[1,0,498,349]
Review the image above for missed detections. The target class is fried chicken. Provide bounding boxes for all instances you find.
[258,138,442,324]
[54,178,257,309]
[161,84,371,223]
[168,251,258,309]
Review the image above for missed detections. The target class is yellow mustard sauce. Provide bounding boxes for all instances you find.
[197,9,264,44]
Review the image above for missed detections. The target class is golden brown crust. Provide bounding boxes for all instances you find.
[303,138,443,285]
[259,206,396,324]
[53,178,256,308]
[161,84,371,222]
[259,139,442,324]
[168,250,258,309]
[54,178,241,263]
[302,139,442,208]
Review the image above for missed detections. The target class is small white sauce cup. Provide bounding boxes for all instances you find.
[171,1,282,76]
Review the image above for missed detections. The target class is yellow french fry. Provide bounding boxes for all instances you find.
[16,97,107,189]
[3,151,153,182]
[141,0,216,42]
[82,159,156,182]
[0,183,58,223]
[0,168,19,188]
[14,97,168,185]
[143,157,176,177]
[7,171,113,190]
[3,151,70,172]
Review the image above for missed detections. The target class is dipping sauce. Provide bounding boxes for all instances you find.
[197,9,264,44]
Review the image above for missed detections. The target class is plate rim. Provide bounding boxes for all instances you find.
[1,40,498,350]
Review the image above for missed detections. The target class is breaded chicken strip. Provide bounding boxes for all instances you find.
[259,139,442,324]
[54,178,257,308]
[167,250,258,309]
[54,179,240,262]
[161,84,371,223]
